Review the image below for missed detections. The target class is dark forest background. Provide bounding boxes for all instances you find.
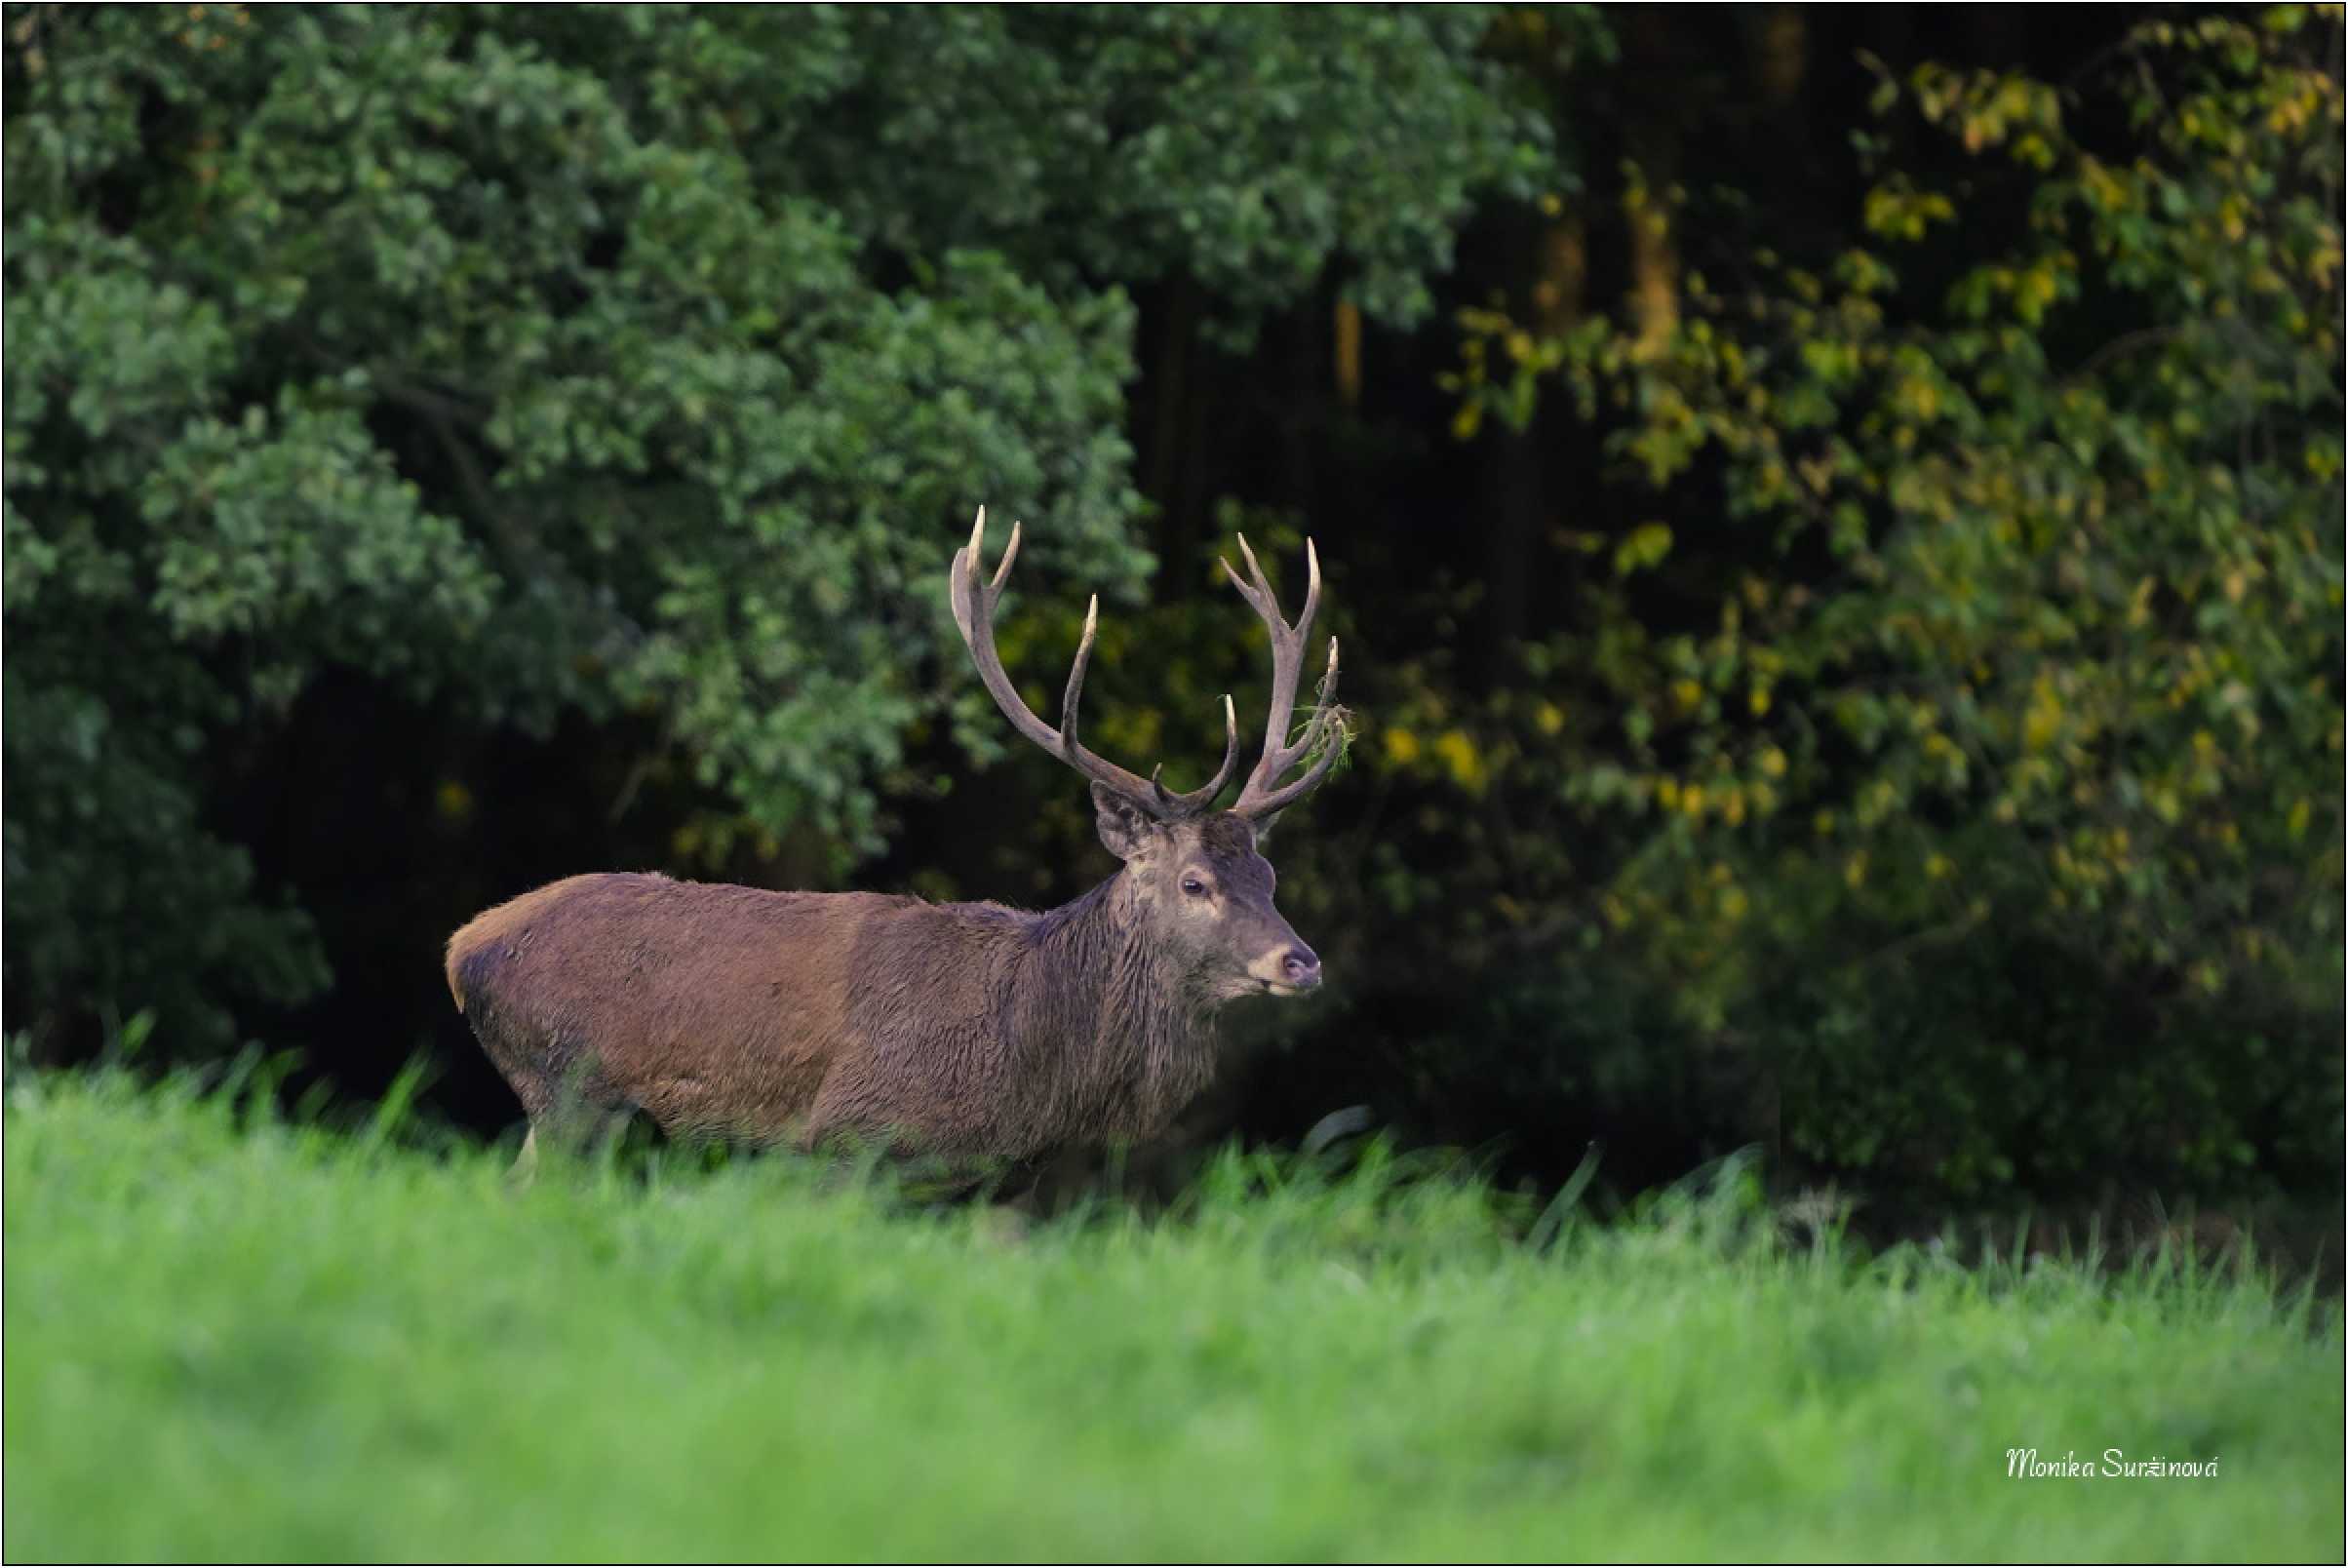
[5,4,2341,1209]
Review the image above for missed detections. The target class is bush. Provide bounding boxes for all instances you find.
[1418,10,2344,1196]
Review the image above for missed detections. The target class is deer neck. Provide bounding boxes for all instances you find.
[1018,872,1220,1141]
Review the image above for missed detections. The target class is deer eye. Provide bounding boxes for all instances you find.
[1181,876,1209,898]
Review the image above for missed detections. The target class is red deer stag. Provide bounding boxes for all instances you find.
[446,508,1346,1172]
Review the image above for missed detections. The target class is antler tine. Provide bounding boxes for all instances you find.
[1058,595,1098,752]
[1223,534,1343,819]
[990,512,1021,590]
[1151,692,1240,815]
[1298,536,1321,642]
[949,507,1237,818]
[1233,533,1270,602]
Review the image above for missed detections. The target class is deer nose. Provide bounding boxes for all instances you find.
[1281,946,1322,989]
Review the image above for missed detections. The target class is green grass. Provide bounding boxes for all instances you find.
[6,1071,2341,1563]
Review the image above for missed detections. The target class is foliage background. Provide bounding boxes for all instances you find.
[5,3,2340,1209]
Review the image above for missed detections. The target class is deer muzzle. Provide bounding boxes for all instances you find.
[1247,939,1322,996]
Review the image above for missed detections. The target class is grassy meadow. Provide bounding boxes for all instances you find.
[5,1070,2341,1563]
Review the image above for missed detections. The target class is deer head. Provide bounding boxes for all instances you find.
[950,508,1345,1001]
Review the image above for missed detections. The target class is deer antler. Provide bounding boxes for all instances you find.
[951,507,1239,819]
[1221,533,1343,820]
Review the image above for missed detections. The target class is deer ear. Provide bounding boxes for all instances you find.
[1090,781,1157,862]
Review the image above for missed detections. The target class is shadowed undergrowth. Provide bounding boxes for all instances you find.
[5,1069,2340,1562]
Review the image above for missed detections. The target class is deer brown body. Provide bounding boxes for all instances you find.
[449,510,1347,1167]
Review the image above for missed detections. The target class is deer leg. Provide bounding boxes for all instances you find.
[502,1047,633,1181]
[508,1126,540,1189]
[528,1094,633,1160]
